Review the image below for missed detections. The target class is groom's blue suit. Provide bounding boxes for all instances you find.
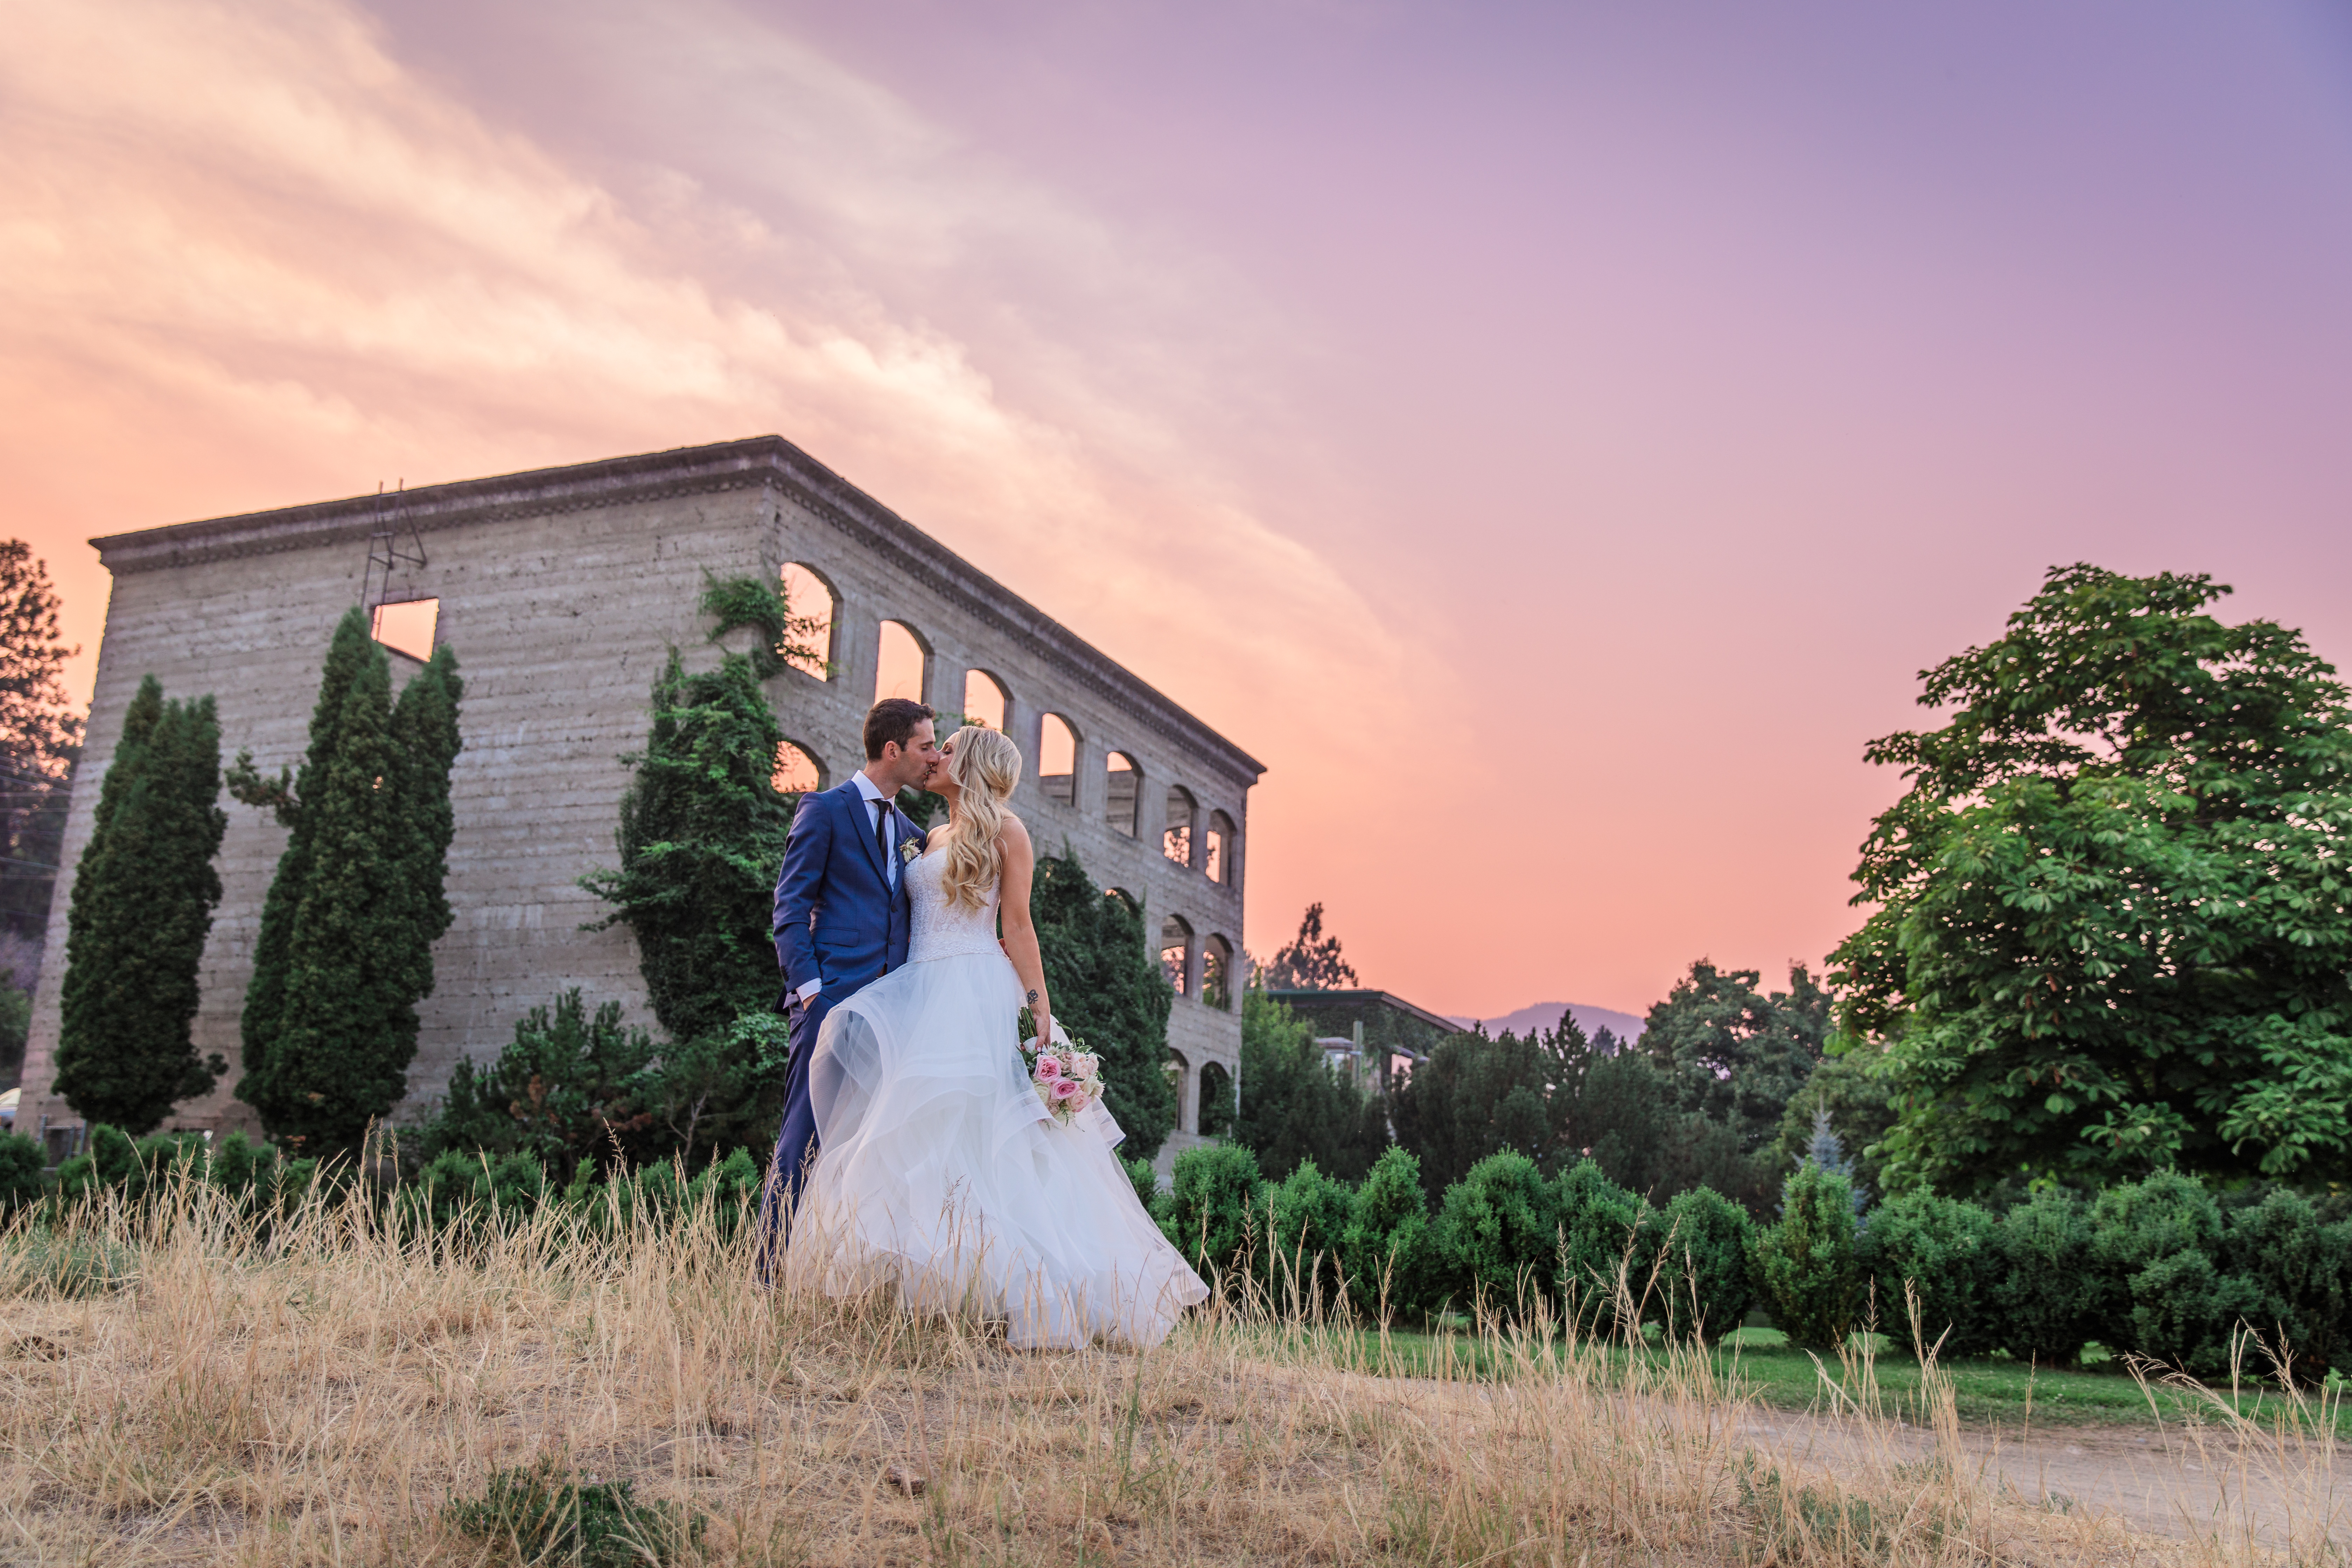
[760,777,920,1254]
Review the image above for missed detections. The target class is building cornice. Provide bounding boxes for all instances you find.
[91,436,1266,786]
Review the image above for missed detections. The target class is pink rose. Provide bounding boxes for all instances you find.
[1035,1054,1062,1081]
[1050,1077,1080,1102]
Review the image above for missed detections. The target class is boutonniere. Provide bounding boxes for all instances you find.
[898,839,923,866]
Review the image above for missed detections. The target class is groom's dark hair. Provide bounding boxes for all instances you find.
[864,698,937,760]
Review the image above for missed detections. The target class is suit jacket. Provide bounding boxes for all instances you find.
[772,778,919,1010]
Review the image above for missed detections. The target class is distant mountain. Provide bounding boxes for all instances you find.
[1446,1001,1648,1044]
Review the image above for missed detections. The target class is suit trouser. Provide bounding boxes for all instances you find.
[755,986,838,1280]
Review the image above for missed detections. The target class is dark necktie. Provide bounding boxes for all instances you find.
[875,799,891,880]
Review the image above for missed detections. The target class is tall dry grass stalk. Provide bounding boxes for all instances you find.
[0,1163,2333,1566]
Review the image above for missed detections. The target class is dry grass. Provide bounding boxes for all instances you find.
[0,1171,2337,1567]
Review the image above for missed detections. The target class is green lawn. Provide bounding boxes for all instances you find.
[1260,1322,2351,1436]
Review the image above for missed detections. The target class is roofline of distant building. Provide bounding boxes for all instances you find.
[1264,987,1465,1037]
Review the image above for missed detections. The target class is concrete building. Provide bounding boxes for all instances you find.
[17,437,1262,1160]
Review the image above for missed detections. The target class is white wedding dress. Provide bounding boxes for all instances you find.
[790,849,1208,1349]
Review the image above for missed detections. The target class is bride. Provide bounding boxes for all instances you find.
[788,725,1208,1349]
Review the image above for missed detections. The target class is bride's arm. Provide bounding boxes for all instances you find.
[996,814,1052,1045]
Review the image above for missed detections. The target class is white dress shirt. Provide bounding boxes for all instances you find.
[797,773,901,1005]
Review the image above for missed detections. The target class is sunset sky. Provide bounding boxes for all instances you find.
[5,0,2350,1021]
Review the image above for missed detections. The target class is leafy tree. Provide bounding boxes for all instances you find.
[0,542,83,953]
[1643,960,1829,1153]
[51,677,227,1132]
[1435,1150,1560,1319]
[582,578,807,1043]
[1392,1010,1764,1205]
[1831,564,2352,1192]
[1030,852,1177,1158]
[1261,902,1358,990]
[233,611,464,1150]
[1234,988,1387,1181]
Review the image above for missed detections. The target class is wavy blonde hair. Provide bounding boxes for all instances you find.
[937,726,1023,911]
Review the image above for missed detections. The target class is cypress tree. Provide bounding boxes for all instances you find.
[52,676,229,1133]
[1030,849,1177,1159]
[233,610,464,1151]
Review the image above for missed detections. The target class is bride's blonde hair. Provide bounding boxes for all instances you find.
[937,726,1022,911]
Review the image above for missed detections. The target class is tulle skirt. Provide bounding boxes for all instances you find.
[787,950,1208,1349]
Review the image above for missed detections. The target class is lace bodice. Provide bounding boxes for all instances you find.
[907,850,1003,963]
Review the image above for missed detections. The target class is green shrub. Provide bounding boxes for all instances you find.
[1748,1162,1863,1351]
[2219,1188,2352,1380]
[1124,1156,1158,1213]
[1647,1185,1753,1342]
[2091,1170,2254,1375]
[0,1133,42,1211]
[1860,1192,2000,1358]
[447,1456,703,1568]
[1992,1186,2101,1365]
[1344,1145,1443,1322]
[414,1149,550,1230]
[1261,1157,1353,1314]
[1435,1150,1560,1321]
[1554,1158,1647,1334]
[1166,1143,1265,1283]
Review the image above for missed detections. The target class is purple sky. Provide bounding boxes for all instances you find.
[6,0,2350,1016]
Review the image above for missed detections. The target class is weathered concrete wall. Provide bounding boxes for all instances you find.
[17,438,1260,1149]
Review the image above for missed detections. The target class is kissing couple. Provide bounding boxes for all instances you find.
[757,698,1206,1348]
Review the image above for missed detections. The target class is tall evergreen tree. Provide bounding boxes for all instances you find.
[52,676,228,1133]
[1261,902,1359,990]
[232,611,464,1150]
[0,541,84,959]
[581,576,810,1043]
[1031,850,1177,1158]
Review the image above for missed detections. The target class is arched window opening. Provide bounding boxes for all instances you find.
[960,668,1008,731]
[1160,915,1192,997]
[1106,752,1140,837]
[1205,810,1235,885]
[1163,1046,1188,1124]
[778,563,835,679]
[772,740,824,796]
[875,620,927,704]
[1104,886,1138,915]
[1039,713,1077,805]
[1197,1061,1236,1139]
[1203,936,1233,1011]
[1163,786,1196,868]
[371,598,438,663]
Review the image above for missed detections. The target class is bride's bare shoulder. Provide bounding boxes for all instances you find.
[999,811,1033,848]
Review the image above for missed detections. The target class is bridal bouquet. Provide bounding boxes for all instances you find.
[1022,1029,1106,1126]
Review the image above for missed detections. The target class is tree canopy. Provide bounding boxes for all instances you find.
[1261,902,1358,990]
[1233,988,1387,1182]
[1831,564,2352,1192]
[1642,960,1830,1153]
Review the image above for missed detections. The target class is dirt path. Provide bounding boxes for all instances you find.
[1741,1408,2346,1549]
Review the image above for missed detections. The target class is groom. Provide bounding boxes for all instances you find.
[758,697,943,1258]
